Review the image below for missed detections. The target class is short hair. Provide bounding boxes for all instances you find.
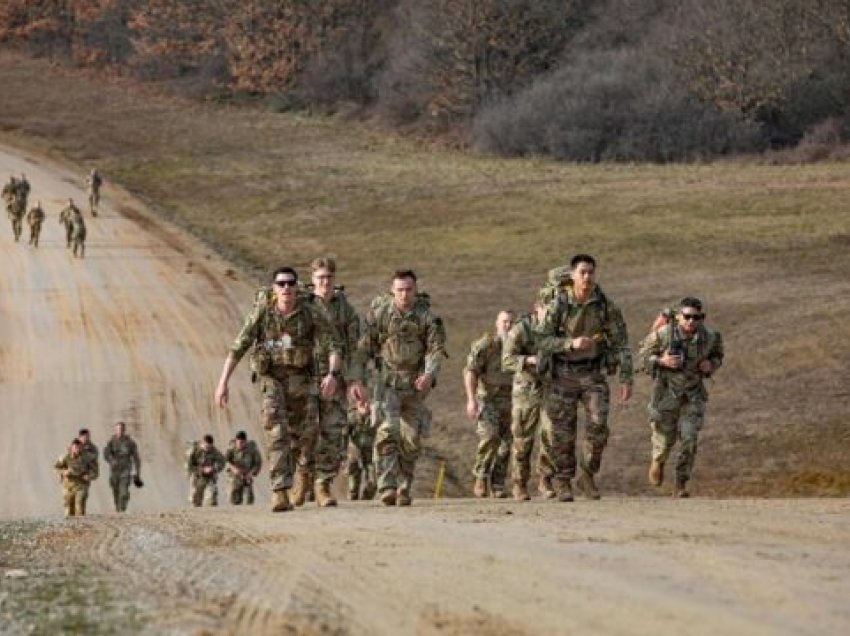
[570,254,596,269]
[392,269,417,283]
[271,266,298,283]
[203,434,214,444]
[78,428,90,436]
[680,296,704,312]
[235,430,247,441]
[70,439,82,447]
[310,257,336,273]
[115,421,126,429]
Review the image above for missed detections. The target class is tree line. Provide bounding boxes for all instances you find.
[2,0,849,162]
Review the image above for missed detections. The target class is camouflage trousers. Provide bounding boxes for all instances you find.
[510,388,542,486]
[347,426,377,499]
[109,469,132,512]
[472,393,513,489]
[374,386,428,494]
[228,475,255,505]
[89,190,100,211]
[28,221,42,247]
[72,233,85,258]
[63,479,89,517]
[259,369,316,493]
[649,393,705,484]
[10,214,22,242]
[314,390,348,486]
[539,370,610,487]
[189,474,219,506]
[63,221,72,248]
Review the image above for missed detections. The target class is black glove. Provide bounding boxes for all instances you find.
[133,476,144,488]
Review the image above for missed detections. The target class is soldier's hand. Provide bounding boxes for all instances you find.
[349,382,367,404]
[414,373,433,394]
[215,382,229,407]
[659,352,682,369]
[698,360,713,375]
[320,374,338,399]
[571,336,594,351]
[620,384,633,402]
[465,398,479,421]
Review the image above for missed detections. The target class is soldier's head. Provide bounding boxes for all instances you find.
[114,421,126,438]
[271,267,298,303]
[78,428,91,444]
[677,297,705,335]
[202,434,214,450]
[234,430,247,449]
[311,257,336,298]
[70,439,82,456]
[391,269,417,311]
[570,254,596,294]
[495,310,515,337]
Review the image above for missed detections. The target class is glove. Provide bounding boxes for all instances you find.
[133,476,144,488]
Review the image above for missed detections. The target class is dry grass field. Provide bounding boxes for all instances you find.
[1,52,848,497]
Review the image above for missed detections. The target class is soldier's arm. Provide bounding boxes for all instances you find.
[103,440,114,464]
[131,439,142,476]
[502,322,531,374]
[638,329,665,375]
[229,299,265,365]
[704,330,724,376]
[348,312,378,384]
[606,303,634,385]
[89,453,100,481]
[463,337,487,400]
[313,307,344,373]
[423,314,447,381]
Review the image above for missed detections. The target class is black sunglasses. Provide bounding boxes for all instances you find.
[681,313,703,321]
[274,279,297,288]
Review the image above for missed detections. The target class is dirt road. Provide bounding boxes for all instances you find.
[1,145,848,635]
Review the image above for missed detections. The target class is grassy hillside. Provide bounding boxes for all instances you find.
[2,52,848,497]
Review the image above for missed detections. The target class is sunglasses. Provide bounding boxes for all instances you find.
[681,313,703,321]
[274,279,297,288]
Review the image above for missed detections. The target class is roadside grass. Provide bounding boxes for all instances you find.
[1,52,848,496]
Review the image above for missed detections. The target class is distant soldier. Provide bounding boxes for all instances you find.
[3,175,24,242]
[70,205,87,258]
[215,266,344,513]
[86,168,103,216]
[54,439,97,517]
[59,199,80,249]
[186,434,226,507]
[103,421,142,512]
[226,431,263,505]
[465,310,515,498]
[26,201,45,248]
[17,173,30,210]
[346,398,377,500]
[638,297,724,497]
[349,269,447,507]
[1,176,15,217]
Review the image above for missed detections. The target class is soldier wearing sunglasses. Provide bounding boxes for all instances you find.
[639,297,724,497]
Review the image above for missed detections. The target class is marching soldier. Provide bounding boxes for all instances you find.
[86,168,103,216]
[26,201,45,248]
[186,434,226,507]
[347,398,377,500]
[55,439,97,517]
[226,431,263,505]
[103,421,142,512]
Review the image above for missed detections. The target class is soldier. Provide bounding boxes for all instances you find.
[529,254,633,501]
[226,430,263,505]
[3,176,24,242]
[465,310,515,498]
[70,205,87,258]
[17,173,30,211]
[297,257,360,508]
[502,296,547,501]
[346,398,377,500]
[86,168,103,216]
[103,421,142,512]
[1,176,15,218]
[349,269,447,507]
[59,199,80,249]
[215,266,344,513]
[54,439,97,517]
[26,201,45,248]
[638,297,724,497]
[186,434,227,507]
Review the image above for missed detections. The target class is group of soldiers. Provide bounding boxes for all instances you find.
[3,169,102,256]
[184,431,263,507]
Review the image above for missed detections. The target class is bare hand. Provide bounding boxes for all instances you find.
[698,360,713,375]
[571,336,594,351]
[349,382,368,404]
[356,399,370,416]
[215,383,229,408]
[466,398,479,421]
[659,352,683,369]
[320,374,338,399]
[414,373,433,394]
[620,384,633,402]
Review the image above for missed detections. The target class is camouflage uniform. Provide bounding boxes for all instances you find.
[533,283,633,494]
[229,291,342,494]
[502,313,544,488]
[3,178,24,242]
[71,210,86,258]
[54,451,97,517]
[186,443,226,506]
[466,332,513,492]
[346,404,377,500]
[103,434,141,512]
[307,289,360,490]
[350,294,446,498]
[59,203,79,248]
[225,440,263,505]
[86,170,102,215]
[638,322,724,487]
[26,204,45,248]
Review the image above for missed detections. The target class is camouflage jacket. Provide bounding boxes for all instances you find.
[26,205,44,225]
[81,442,99,481]
[230,293,343,374]
[502,312,544,397]
[187,446,226,478]
[305,289,360,378]
[59,204,80,225]
[71,212,86,238]
[225,441,262,477]
[465,332,512,399]
[538,284,634,384]
[638,323,724,403]
[350,294,447,387]
[55,452,97,484]
[104,435,140,475]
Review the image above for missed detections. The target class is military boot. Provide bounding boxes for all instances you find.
[473,477,488,498]
[380,489,397,506]
[648,460,664,487]
[349,489,360,501]
[397,488,412,506]
[362,480,377,501]
[576,469,601,500]
[271,489,293,512]
[291,468,311,507]
[491,484,508,499]
[538,476,556,499]
[554,480,574,503]
[674,479,690,498]
[512,482,530,502]
[315,481,338,507]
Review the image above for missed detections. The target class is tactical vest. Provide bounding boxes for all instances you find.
[251,290,317,373]
[371,293,432,375]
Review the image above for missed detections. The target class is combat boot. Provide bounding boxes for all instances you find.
[362,481,377,501]
[473,477,488,498]
[554,480,574,503]
[674,479,689,498]
[491,485,508,499]
[271,489,293,512]
[380,489,397,506]
[538,476,556,499]
[648,460,664,487]
[315,481,338,507]
[512,482,530,502]
[576,469,601,500]
[349,489,360,501]
[397,488,412,506]
[291,469,309,507]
